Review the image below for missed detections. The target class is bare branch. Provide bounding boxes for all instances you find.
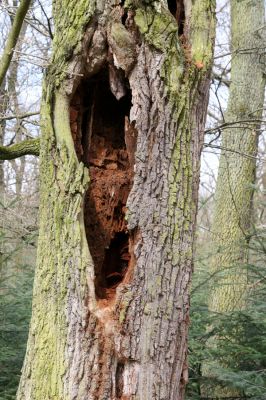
[0,111,40,121]
[205,119,265,135]
[203,143,266,163]
[212,71,230,87]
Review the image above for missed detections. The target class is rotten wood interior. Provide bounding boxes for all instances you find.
[70,69,137,301]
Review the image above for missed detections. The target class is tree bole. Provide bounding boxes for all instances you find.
[17,1,215,399]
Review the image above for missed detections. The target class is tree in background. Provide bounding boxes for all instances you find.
[9,0,216,399]
[208,0,265,315]
[0,1,51,399]
[0,199,36,400]
[195,0,265,397]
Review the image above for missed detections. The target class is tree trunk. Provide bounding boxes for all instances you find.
[203,0,265,396]
[0,79,7,189]
[7,7,28,196]
[17,1,215,399]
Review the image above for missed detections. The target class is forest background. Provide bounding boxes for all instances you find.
[0,0,265,399]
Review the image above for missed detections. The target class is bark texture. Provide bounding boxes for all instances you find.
[203,0,265,396]
[17,0,215,399]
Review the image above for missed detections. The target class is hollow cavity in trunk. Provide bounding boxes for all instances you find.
[70,69,137,301]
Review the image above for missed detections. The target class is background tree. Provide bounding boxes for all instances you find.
[187,0,266,397]
[0,1,51,398]
[208,0,265,317]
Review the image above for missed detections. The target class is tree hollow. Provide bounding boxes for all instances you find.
[70,69,137,301]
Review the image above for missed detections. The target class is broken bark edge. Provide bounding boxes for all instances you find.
[0,138,40,160]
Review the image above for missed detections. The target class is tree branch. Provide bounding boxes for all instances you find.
[0,0,32,87]
[0,111,40,121]
[203,143,266,162]
[0,138,40,160]
[205,118,265,135]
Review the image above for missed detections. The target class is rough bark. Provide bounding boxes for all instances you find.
[203,0,265,396]
[17,1,215,399]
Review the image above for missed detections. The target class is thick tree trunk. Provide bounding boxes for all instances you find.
[203,0,265,397]
[17,1,215,399]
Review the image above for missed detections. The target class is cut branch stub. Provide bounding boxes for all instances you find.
[70,68,137,302]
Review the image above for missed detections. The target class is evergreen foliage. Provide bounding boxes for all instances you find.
[187,223,266,399]
[0,199,35,400]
